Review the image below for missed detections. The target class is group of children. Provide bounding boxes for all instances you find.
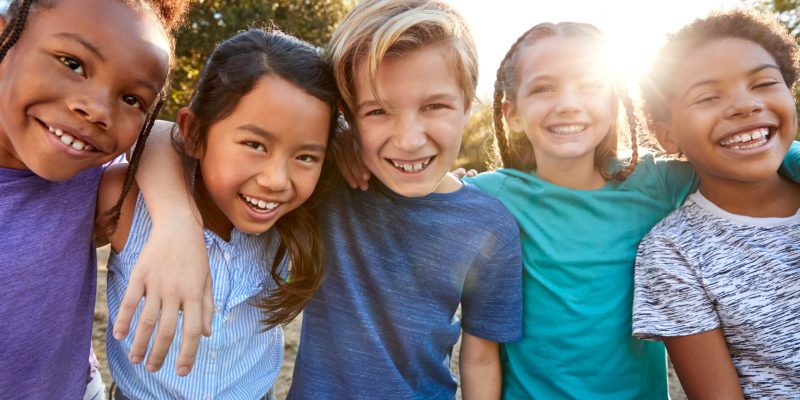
[0,0,798,399]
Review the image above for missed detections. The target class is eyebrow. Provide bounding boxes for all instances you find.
[55,32,161,97]
[355,93,461,112]
[239,124,327,153]
[55,33,105,61]
[681,64,781,101]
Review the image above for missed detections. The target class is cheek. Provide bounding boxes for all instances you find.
[293,168,323,205]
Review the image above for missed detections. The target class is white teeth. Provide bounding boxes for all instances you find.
[391,158,431,172]
[243,195,279,211]
[60,134,74,145]
[550,124,586,135]
[720,128,770,146]
[49,125,92,152]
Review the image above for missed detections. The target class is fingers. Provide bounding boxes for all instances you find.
[144,301,179,373]
[174,300,202,376]
[113,280,145,340]
[451,168,467,179]
[466,169,478,177]
[128,294,160,365]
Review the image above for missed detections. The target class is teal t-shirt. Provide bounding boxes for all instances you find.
[468,154,691,399]
[467,143,800,399]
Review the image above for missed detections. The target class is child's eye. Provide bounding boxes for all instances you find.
[580,81,604,92]
[244,141,266,152]
[753,81,780,90]
[693,95,719,105]
[122,95,143,110]
[297,154,321,163]
[422,103,450,112]
[364,108,386,117]
[531,85,553,95]
[58,56,84,76]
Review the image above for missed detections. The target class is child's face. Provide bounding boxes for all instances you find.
[504,36,614,169]
[660,38,797,185]
[186,75,330,237]
[352,44,469,197]
[0,0,171,180]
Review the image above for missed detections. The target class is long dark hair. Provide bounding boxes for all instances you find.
[0,0,190,238]
[177,28,339,329]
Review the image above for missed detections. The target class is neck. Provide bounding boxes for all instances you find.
[534,151,606,190]
[194,170,233,241]
[698,173,800,218]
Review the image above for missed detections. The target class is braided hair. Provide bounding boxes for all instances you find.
[0,0,190,237]
[492,22,639,180]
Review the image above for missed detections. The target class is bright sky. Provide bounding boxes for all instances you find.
[449,0,744,100]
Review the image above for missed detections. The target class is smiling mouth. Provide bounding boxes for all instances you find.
[719,127,771,150]
[45,124,95,152]
[547,124,586,135]
[388,157,433,173]
[241,194,280,212]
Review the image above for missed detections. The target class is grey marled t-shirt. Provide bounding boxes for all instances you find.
[633,192,800,398]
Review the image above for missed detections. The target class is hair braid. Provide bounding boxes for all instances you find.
[0,0,34,63]
[613,86,639,181]
[492,26,538,170]
[97,96,165,239]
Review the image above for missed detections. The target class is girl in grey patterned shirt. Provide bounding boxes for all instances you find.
[634,9,800,399]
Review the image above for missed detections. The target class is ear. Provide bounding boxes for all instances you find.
[176,107,201,159]
[502,100,524,132]
[0,15,6,33]
[653,121,681,154]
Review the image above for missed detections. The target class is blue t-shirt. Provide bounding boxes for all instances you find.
[0,166,101,398]
[289,178,522,400]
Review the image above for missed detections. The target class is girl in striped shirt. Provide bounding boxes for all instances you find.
[96,28,339,399]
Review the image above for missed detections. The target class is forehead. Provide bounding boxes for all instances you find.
[517,36,611,80]
[28,0,171,85]
[675,38,778,81]
[353,44,464,104]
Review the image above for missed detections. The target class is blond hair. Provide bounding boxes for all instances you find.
[327,0,477,114]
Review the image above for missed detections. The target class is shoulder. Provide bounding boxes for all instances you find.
[97,164,139,251]
[464,169,518,197]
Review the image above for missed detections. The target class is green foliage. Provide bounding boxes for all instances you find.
[455,102,498,172]
[165,0,353,119]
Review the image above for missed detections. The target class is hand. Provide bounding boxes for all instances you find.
[330,116,370,190]
[451,167,478,179]
[112,218,213,376]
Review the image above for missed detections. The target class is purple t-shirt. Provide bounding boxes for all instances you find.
[0,166,101,397]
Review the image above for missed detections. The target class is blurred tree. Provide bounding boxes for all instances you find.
[455,101,498,172]
[166,0,353,118]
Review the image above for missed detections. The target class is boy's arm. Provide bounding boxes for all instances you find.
[118,120,213,376]
[664,331,744,400]
[459,333,501,400]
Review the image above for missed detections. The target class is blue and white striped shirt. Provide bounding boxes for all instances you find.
[107,193,284,400]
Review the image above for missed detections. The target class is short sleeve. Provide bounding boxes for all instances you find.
[779,141,800,182]
[460,225,523,343]
[650,157,700,209]
[632,231,720,340]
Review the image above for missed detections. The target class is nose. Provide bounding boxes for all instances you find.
[724,89,763,119]
[555,86,582,115]
[255,159,291,193]
[68,88,113,130]
[393,114,427,152]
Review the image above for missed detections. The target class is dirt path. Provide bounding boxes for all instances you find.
[94,247,686,399]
